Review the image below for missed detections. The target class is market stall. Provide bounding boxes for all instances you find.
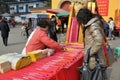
[0,44,84,80]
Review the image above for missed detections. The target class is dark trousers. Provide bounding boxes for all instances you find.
[2,37,8,46]
[25,29,29,38]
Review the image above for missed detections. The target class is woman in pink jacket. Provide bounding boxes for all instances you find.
[22,19,63,54]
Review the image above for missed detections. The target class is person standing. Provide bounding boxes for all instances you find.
[48,15,58,42]
[0,17,10,46]
[103,20,109,37]
[108,17,115,40]
[76,8,107,79]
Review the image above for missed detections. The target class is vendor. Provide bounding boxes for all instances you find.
[22,19,63,54]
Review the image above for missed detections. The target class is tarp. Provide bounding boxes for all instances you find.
[56,12,70,17]
[2,13,11,17]
[20,13,49,19]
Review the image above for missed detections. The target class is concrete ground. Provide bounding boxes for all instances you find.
[0,25,120,80]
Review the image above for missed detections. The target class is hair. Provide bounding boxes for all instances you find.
[51,15,56,19]
[37,19,49,28]
[109,17,113,20]
[76,8,95,24]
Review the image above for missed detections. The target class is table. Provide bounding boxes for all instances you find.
[0,45,84,80]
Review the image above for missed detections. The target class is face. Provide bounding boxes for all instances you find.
[52,18,56,21]
[44,26,48,31]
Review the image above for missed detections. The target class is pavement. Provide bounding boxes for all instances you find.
[0,25,120,80]
[0,25,27,55]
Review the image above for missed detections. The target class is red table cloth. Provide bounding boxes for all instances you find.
[0,45,84,80]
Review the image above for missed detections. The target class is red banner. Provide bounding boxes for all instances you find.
[97,0,109,16]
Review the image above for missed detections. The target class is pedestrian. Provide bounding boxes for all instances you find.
[48,15,58,42]
[76,8,107,79]
[11,19,15,27]
[25,18,32,38]
[56,17,62,33]
[22,19,63,54]
[103,20,109,37]
[108,17,115,40]
[0,16,10,46]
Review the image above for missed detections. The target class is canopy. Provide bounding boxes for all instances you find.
[56,12,70,17]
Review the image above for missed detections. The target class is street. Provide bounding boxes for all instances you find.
[0,25,27,55]
[0,25,120,80]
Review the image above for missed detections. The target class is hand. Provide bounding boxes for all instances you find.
[44,48,55,56]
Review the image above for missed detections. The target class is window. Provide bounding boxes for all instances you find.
[29,6,33,8]
[19,7,23,10]
[36,4,39,8]
[10,7,14,10]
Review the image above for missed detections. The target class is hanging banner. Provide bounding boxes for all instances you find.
[96,0,109,16]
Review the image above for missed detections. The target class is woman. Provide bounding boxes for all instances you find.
[22,19,63,54]
[76,8,106,69]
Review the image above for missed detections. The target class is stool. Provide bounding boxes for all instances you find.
[114,47,120,56]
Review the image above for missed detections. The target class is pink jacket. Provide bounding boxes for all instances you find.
[24,28,63,53]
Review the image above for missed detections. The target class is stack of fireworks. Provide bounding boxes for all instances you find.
[27,49,55,62]
[0,53,31,70]
[27,50,48,62]
[0,61,11,73]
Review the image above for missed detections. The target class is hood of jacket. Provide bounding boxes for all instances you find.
[84,17,100,28]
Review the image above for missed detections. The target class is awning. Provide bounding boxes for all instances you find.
[56,12,70,17]
[47,9,68,14]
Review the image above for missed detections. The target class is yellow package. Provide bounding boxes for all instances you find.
[27,50,47,62]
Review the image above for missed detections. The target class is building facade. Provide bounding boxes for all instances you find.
[0,2,9,14]
[7,1,46,14]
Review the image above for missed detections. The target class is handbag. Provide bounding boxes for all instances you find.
[78,48,107,80]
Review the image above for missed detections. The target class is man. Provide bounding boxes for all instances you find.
[0,17,10,46]
[22,19,63,54]
[108,17,115,40]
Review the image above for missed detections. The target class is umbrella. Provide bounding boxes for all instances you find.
[56,12,70,17]
[78,48,107,80]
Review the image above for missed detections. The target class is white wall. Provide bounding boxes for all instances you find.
[9,2,44,14]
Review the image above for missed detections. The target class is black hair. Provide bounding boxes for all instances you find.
[51,15,56,19]
[109,17,113,20]
[76,8,95,25]
[37,19,49,28]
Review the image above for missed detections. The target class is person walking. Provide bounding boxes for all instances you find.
[0,17,10,46]
[108,17,115,40]
[76,8,107,79]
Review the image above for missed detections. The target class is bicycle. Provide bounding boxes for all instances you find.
[21,26,32,39]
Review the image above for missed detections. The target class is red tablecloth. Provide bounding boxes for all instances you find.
[0,45,84,80]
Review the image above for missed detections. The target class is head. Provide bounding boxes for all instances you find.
[51,15,56,21]
[3,18,7,22]
[76,8,94,25]
[37,19,49,31]
[109,17,113,21]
